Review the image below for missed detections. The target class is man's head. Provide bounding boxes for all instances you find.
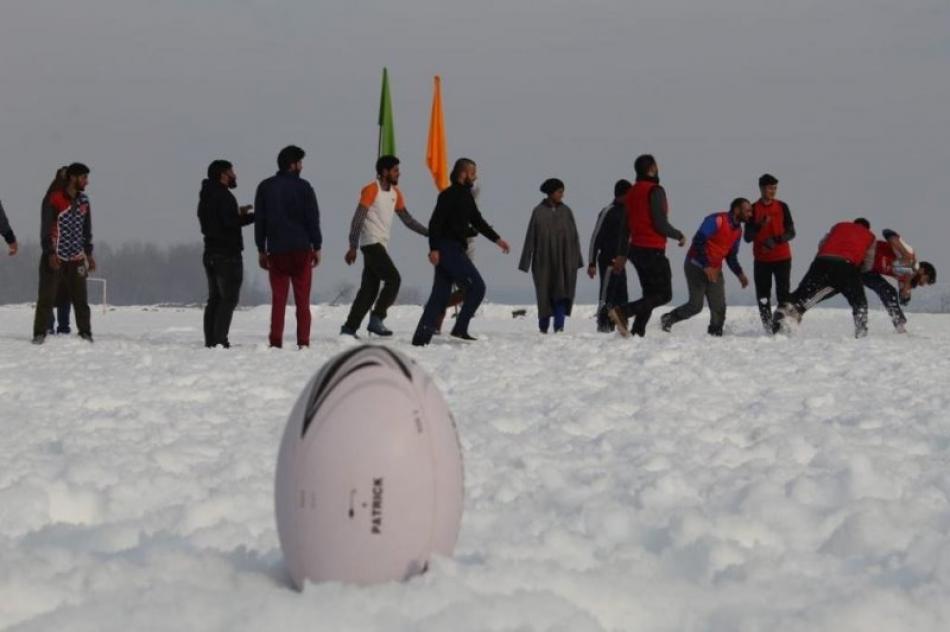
[634,154,657,179]
[540,178,565,204]
[913,261,936,288]
[614,179,632,201]
[758,173,778,202]
[277,145,306,173]
[65,162,90,192]
[730,197,753,222]
[208,159,236,189]
[376,155,401,186]
[451,158,477,187]
[854,217,871,229]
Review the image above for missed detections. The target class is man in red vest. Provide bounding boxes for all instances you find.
[773,219,876,338]
[608,154,685,337]
[744,174,795,333]
[659,199,752,336]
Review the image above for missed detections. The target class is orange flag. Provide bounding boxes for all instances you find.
[425,76,449,191]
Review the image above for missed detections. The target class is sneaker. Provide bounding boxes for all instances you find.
[340,326,360,339]
[367,315,393,337]
[79,333,94,343]
[31,335,46,345]
[450,332,477,342]
[411,332,431,347]
[660,313,674,333]
[607,307,629,337]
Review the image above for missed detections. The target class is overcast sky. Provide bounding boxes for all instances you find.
[1,0,948,304]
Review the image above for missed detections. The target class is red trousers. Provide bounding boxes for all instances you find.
[267,250,313,347]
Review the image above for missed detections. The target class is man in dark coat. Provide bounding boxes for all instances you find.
[198,159,254,348]
[411,158,510,346]
[519,178,584,333]
[588,179,631,332]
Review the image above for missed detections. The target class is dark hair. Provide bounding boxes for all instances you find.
[375,155,400,176]
[277,145,306,171]
[46,165,69,196]
[450,158,476,183]
[207,159,233,182]
[540,178,565,196]
[919,261,936,283]
[759,173,778,187]
[614,179,632,199]
[730,197,751,211]
[66,162,90,178]
[634,154,656,178]
[853,217,871,229]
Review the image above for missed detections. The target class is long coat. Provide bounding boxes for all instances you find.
[518,201,584,318]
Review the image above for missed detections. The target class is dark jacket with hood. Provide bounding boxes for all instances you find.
[197,180,254,256]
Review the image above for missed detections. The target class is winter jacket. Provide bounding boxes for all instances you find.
[588,200,626,265]
[0,200,15,244]
[254,171,322,255]
[744,199,795,262]
[198,179,254,256]
[687,212,744,276]
[427,182,500,251]
[41,190,92,261]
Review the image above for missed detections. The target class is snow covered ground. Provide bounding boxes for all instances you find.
[2,302,950,631]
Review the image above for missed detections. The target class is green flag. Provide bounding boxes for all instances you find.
[378,67,396,157]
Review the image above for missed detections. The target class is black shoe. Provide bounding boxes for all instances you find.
[660,313,674,332]
[707,326,723,337]
[79,333,94,343]
[411,332,430,347]
[450,332,477,342]
[340,326,360,339]
[31,335,46,345]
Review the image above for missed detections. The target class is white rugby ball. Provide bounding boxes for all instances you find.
[275,345,464,588]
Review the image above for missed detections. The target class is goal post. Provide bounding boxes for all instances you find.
[86,277,108,315]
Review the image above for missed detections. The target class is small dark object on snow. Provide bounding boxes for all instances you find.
[511,309,527,318]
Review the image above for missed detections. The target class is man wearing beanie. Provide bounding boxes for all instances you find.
[744,173,796,333]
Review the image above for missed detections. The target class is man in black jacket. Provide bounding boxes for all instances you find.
[587,179,631,332]
[412,158,510,346]
[198,160,254,348]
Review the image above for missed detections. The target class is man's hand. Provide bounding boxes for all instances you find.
[587,263,596,279]
[258,252,269,270]
[428,250,440,266]
[345,248,357,265]
[497,238,510,254]
[311,249,321,267]
[677,236,686,247]
[738,273,749,288]
[762,237,777,251]
[704,266,720,282]
[87,255,97,273]
[7,242,17,256]
[612,255,627,274]
[239,205,253,216]
[49,254,61,271]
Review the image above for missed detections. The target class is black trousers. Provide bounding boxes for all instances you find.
[617,247,673,336]
[32,257,91,337]
[818,272,906,329]
[596,256,628,331]
[203,252,243,347]
[753,259,791,331]
[344,243,401,331]
[781,257,868,335]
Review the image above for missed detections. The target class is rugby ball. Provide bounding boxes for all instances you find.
[275,345,464,588]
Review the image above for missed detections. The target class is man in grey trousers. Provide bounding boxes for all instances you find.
[660,198,752,336]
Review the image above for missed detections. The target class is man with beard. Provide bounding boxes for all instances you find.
[32,163,96,344]
[197,159,254,348]
[608,154,686,337]
[411,158,510,346]
[341,155,428,338]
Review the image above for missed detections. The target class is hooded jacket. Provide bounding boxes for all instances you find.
[197,179,254,256]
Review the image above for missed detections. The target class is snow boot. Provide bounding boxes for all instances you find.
[367,315,393,337]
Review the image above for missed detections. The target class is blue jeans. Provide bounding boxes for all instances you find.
[414,240,486,344]
[539,300,569,333]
